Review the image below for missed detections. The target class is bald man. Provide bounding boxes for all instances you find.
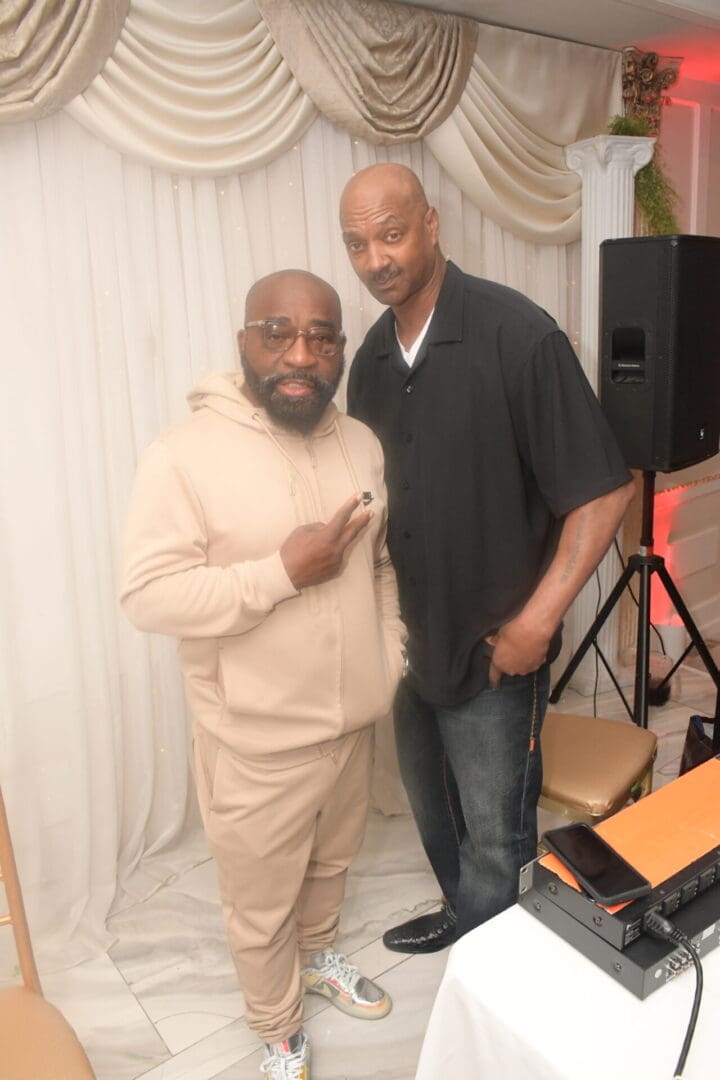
[340,164,634,952]
[120,270,406,1079]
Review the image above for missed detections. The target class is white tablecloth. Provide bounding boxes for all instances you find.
[416,903,719,1080]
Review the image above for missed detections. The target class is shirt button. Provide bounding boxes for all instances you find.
[403,530,411,539]
[401,480,410,490]
[405,433,413,443]
[405,384,414,394]
[408,575,417,585]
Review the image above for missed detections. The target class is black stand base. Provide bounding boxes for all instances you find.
[549,471,720,752]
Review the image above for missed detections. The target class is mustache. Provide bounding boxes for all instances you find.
[261,371,335,394]
[371,268,399,286]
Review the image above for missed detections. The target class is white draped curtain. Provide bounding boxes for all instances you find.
[59,0,620,241]
[0,0,614,967]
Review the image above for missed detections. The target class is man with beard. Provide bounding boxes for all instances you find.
[120,269,406,1080]
[340,163,634,953]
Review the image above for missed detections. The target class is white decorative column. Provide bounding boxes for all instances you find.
[561,135,655,694]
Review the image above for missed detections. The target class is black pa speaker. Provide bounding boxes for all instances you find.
[599,235,720,472]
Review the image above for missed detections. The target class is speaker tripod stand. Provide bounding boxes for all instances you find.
[549,470,720,752]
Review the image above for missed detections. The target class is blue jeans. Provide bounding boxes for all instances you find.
[394,665,549,938]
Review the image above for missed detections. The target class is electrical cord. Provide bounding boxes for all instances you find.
[643,910,704,1078]
[593,567,601,716]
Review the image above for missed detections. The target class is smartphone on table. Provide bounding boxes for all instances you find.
[541,822,652,906]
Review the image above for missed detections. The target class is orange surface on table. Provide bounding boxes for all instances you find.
[540,757,720,912]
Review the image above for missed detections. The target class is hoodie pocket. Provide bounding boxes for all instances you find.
[192,730,221,821]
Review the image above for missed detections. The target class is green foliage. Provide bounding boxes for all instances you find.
[608,114,650,138]
[607,114,679,235]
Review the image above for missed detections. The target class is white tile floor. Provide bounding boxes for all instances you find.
[36,654,720,1079]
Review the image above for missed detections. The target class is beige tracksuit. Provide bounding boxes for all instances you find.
[120,372,406,1041]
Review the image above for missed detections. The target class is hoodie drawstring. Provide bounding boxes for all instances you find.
[333,418,364,495]
[252,411,364,517]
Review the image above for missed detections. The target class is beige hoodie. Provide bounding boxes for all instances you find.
[120,372,406,757]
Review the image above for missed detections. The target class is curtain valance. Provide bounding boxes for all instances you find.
[426,25,622,243]
[0,0,130,122]
[62,0,620,242]
[64,0,316,175]
[255,0,477,144]
[7,0,622,243]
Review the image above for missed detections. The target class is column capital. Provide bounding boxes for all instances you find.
[565,134,655,176]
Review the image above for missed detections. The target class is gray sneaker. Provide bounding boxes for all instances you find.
[301,948,392,1019]
[261,1030,310,1079]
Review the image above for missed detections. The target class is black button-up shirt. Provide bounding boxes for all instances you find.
[347,261,630,706]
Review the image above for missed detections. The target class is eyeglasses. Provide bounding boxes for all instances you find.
[245,319,345,358]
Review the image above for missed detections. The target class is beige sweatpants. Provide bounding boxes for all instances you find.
[193,724,374,1044]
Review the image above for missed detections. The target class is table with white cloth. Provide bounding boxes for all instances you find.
[415,903,719,1080]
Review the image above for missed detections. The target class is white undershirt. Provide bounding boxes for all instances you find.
[395,308,435,367]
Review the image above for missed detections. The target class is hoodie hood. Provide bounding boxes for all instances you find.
[186,370,339,437]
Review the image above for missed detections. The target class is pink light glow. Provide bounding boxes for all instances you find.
[634,34,720,85]
[680,54,720,83]
[650,487,685,626]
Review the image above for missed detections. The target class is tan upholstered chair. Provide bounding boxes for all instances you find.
[0,787,95,1080]
[539,712,658,825]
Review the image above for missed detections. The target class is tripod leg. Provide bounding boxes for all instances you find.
[633,560,653,729]
[549,564,635,704]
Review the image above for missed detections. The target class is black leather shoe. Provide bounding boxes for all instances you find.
[383,904,457,954]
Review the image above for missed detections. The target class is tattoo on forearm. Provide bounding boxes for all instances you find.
[559,512,587,583]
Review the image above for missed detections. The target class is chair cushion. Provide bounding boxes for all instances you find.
[540,712,658,817]
[0,987,94,1079]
